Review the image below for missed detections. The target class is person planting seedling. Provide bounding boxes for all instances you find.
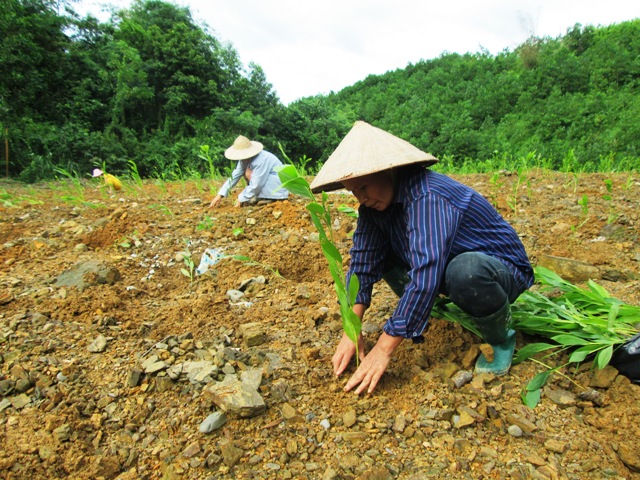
[311,121,534,395]
[92,168,122,192]
[208,135,289,208]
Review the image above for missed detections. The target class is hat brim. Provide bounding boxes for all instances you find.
[310,121,438,193]
[224,141,264,160]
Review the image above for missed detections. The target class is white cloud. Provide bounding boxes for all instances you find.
[76,0,640,104]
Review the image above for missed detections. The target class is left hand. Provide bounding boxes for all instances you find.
[343,332,403,395]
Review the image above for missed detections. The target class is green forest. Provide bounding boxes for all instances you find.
[1,0,639,182]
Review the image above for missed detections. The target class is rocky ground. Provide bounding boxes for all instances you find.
[0,169,639,480]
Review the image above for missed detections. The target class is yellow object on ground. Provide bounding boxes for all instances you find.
[104,173,122,190]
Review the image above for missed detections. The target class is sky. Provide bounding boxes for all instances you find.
[75,0,639,105]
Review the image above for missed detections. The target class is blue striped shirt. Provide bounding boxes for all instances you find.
[346,168,534,340]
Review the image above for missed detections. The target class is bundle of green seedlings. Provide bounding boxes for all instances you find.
[276,164,362,363]
[433,265,640,408]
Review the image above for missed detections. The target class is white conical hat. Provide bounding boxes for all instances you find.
[224,135,264,160]
[310,121,438,193]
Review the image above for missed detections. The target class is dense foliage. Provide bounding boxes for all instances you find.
[1,0,638,182]
[329,22,640,169]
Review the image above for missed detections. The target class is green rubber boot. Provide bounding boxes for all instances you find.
[382,266,410,297]
[473,301,516,376]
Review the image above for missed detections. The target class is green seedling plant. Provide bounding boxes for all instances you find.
[276,164,362,364]
[115,230,141,249]
[179,240,196,284]
[0,189,43,207]
[233,227,244,237]
[488,172,504,209]
[116,236,132,249]
[224,254,282,279]
[197,215,215,231]
[296,154,315,176]
[199,145,223,180]
[506,168,527,216]
[624,175,634,191]
[602,179,619,224]
[433,266,640,409]
[0,189,17,207]
[127,159,144,191]
[53,166,87,204]
[337,204,358,218]
[571,194,590,232]
[149,204,174,218]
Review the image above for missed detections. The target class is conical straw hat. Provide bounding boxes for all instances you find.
[224,135,264,160]
[310,121,438,193]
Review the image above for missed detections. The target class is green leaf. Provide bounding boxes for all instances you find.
[550,334,589,346]
[586,279,611,299]
[567,344,602,363]
[513,343,558,364]
[275,165,315,200]
[607,303,620,330]
[522,388,541,409]
[307,203,325,216]
[595,345,613,369]
[337,204,359,218]
[347,274,360,305]
[526,370,552,391]
[320,238,342,263]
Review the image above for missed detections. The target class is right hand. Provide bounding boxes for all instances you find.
[208,194,223,208]
[332,332,366,377]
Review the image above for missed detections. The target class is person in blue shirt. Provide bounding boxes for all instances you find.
[309,121,534,395]
[209,135,289,208]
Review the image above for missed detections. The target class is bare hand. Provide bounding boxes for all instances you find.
[209,194,223,208]
[343,333,403,395]
[332,332,366,377]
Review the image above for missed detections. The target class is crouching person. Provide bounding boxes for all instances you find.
[309,121,534,395]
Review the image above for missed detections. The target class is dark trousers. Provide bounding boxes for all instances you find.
[383,251,522,318]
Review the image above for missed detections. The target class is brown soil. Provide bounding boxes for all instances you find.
[0,170,639,480]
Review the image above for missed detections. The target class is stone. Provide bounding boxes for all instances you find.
[88,334,108,353]
[505,413,537,434]
[461,344,480,369]
[199,411,228,433]
[226,289,245,302]
[454,410,475,428]
[343,409,357,428]
[479,343,494,362]
[203,378,266,418]
[544,439,567,454]
[55,260,121,291]
[53,424,72,442]
[545,388,577,407]
[10,394,31,409]
[281,402,298,420]
[451,370,473,388]
[220,441,244,467]
[507,425,523,437]
[589,365,619,388]
[182,442,201,458]
[238,322,265,346]
[537,254,600,283]
[618,442,640,472]
[126,369,142,388]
